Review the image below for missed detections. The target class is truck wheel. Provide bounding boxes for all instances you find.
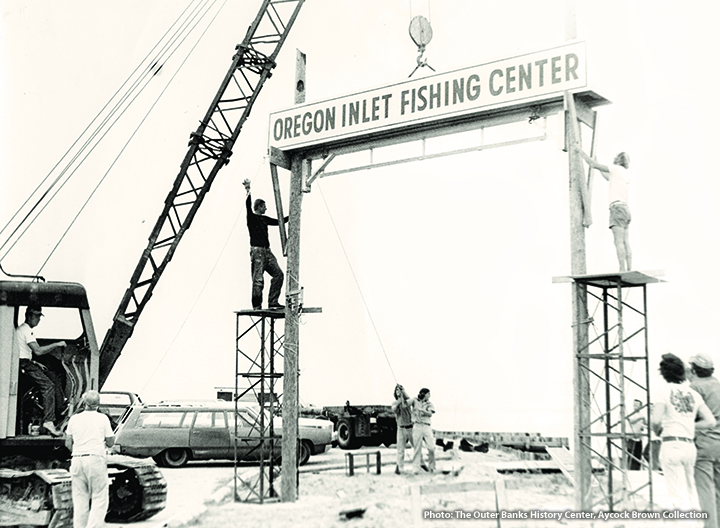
[299,440,312,466]
[337,418,357,450]
[158,448,189,468]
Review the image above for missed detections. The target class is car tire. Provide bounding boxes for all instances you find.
[158,448,189,468]
[299,440,312,466]
[336,418,357,450]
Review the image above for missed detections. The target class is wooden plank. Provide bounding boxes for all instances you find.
[565,91,591,227]
[419,480,496,495]
[269,147,291,170]
[411,485,421,528]
[494,480,507,528]
[546,446,575,483]
[269,163,288,256]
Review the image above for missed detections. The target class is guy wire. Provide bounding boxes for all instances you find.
[316,181,397,384]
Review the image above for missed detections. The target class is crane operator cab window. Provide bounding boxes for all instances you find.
[0,291,98,439]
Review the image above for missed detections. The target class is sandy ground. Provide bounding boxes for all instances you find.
[173,446,707,528]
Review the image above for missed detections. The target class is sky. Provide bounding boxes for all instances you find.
[2,1,720,438]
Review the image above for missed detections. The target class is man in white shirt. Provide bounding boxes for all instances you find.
[410,388,436,473]
[65,390,115,528]
[573,145,633,272]
[15,305,66,436]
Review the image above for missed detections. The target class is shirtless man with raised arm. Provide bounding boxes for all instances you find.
[574,144,632,271]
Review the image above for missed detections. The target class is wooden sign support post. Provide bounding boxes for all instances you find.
[566,96,593,510]
[280,153,304,502]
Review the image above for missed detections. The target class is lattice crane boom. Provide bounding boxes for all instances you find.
[99,0,305,387]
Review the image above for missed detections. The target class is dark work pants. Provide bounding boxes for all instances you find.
[250,246,284,308]
[627,438,643,470]
[20,359,62,423]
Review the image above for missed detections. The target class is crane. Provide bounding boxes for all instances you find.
[0,2,305,526]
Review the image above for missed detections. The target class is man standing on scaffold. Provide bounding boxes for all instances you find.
[573,143,632,272]
[243,178,288,310]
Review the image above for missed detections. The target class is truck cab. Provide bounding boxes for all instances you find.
[0,280,99,453]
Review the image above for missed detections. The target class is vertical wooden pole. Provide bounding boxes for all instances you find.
[281,153,303,502]
[568,106,591,509]
[295,50,306,104]
[564,0,592,510]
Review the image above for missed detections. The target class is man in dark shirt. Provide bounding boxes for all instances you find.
[243,179,287,310]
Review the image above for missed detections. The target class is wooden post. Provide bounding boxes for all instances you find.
[564,0,592,510]
[281,153,304,502]
[567,105,592,510]
[295,50,306,104]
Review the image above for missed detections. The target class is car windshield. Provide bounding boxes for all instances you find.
[100,393,133,406]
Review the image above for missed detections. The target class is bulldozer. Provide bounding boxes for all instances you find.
[0,1,306,525]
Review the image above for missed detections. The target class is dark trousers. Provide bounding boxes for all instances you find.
[643,440,662,471]
[20,359,63,423]
[627,438,643,470]
[250,247,284,308]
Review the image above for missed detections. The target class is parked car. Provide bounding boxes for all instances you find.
[99,391,143,429]
[111,401,333,467]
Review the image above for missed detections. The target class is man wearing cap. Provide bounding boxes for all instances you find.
[689,353,720,528]
[65,390,115,528]
[15,305,66,436]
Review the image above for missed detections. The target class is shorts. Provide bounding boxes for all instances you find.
[609,202,631,229]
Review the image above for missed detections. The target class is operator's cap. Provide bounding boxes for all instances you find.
[26,305,43,316]
[690,353,714,369]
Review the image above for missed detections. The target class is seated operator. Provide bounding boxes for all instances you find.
[15,305,67,436]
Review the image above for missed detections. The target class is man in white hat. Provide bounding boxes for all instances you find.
[689,352,720,528]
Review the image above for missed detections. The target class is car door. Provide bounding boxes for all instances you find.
[232,407,270,461]
[189,410,231,460]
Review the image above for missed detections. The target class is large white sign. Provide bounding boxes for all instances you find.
[269,41,586,151]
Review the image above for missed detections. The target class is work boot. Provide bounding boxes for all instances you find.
[395,465,401,475]
[43,422,62,437]
[269,303,284,310]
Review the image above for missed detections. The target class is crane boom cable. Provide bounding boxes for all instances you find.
[0,0,218,266]
[316,181,397,383]
[0,0,204,254]
[31,0,228,275]
[0,0,210,260]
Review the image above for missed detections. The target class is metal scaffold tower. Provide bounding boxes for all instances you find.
[555,270,663,511]
[233,309,286,503]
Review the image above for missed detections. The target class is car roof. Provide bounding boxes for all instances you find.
[143,401,257,411]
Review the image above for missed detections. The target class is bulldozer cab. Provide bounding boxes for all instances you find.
[0,280,100,440]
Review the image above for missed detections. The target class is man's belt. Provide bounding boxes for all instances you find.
[662,436,692,443]
[399,425,413,429]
